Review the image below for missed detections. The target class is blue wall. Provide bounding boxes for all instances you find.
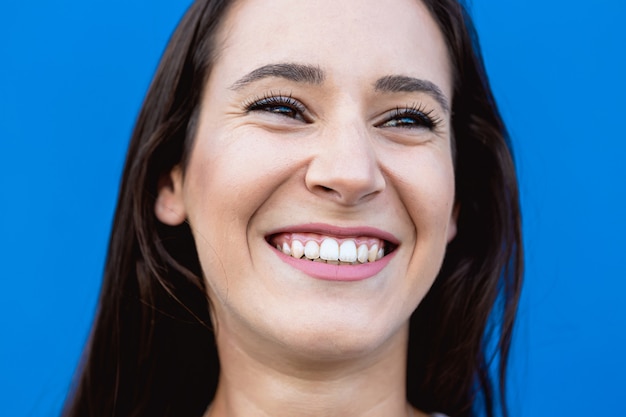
[1,1,624,416]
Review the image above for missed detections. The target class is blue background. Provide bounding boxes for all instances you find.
[1,1,624,416]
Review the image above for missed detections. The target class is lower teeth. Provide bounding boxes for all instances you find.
[295,255,382,264]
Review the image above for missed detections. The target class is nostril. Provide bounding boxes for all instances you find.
[318,185,345,200]
[312,184,337,195]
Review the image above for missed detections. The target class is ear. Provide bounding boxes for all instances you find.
[447,203,460,243]
[155,165,187,226]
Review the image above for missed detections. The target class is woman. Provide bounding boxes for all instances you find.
[63,0,522,416]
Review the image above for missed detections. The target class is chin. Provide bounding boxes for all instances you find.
[264,310,409,362]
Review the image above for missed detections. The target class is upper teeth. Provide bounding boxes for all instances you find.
[273,234,386,264]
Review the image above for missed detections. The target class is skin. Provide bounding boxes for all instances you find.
[155,0,456,415]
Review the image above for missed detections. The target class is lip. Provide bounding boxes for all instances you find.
[265,223,400,282]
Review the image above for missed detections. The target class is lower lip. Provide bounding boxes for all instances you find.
[272,246,396,281]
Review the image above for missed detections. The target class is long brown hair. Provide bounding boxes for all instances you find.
[62,1,522,416]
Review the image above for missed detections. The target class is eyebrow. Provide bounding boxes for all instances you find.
[374,75,450,113]
[230,63,325,90]
[230,63,450,113]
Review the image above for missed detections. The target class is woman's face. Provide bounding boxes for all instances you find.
[158,0,455,359]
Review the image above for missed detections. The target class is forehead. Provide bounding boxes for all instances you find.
[211,0,452,98]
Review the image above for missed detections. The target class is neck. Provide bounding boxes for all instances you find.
[205,323,424,417]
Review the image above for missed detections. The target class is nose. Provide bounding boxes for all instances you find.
[305,121,385,206]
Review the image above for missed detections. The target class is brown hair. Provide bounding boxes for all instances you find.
[62,1,522,416]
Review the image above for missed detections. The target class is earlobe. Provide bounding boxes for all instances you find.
[447,204,460,243]
[155,165,187,226]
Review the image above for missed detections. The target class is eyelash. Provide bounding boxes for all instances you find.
[244,94,441,131]
[379,105,442,130]
[244,93,308,122]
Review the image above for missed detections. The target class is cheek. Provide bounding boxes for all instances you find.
[391,150,455,300]
[186,130,282,216]
[182,129,303,264]
[385,147,456,233]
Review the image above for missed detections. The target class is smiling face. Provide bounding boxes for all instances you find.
[156,0,456,361]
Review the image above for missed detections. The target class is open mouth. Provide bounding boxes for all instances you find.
[266,232,398,265]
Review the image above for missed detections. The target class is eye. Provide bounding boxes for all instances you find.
[378,106,441,130]
[245,94,308,122]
